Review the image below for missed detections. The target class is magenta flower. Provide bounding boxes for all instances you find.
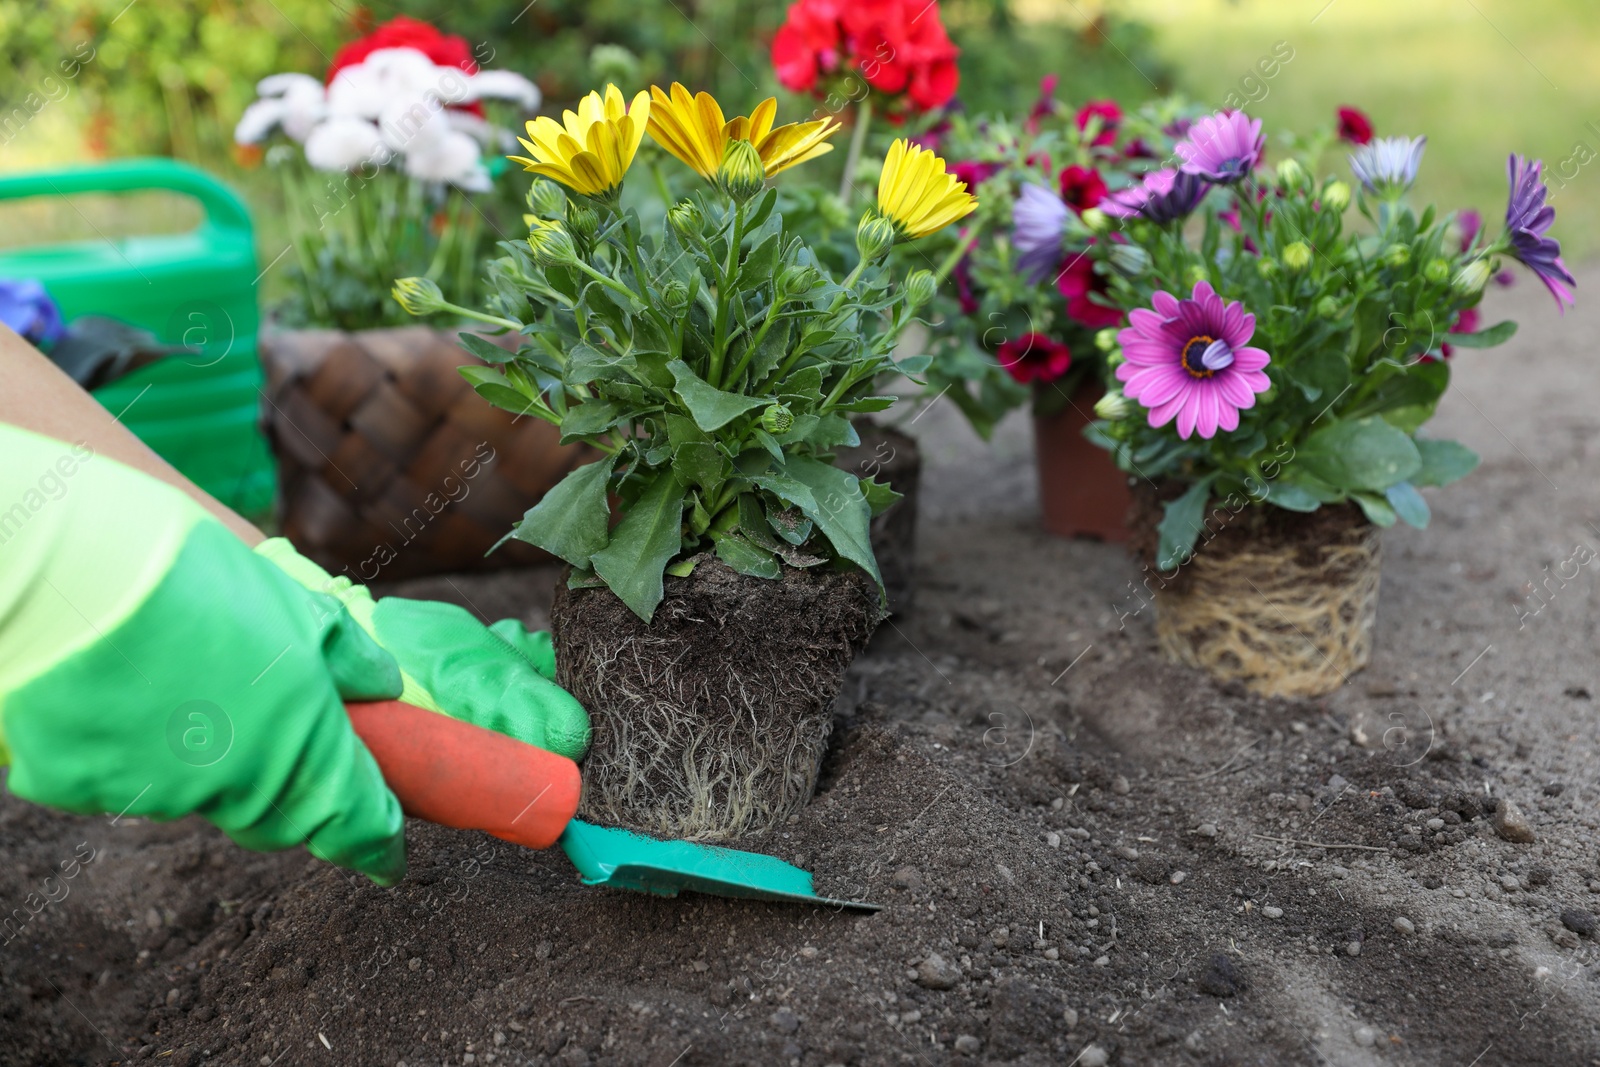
[1101,168,1209,224]
[1504,154,1576,313]
[1115,281,1272,440]
[1174,111,1264,185]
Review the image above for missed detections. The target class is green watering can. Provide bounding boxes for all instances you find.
[0,158,275,519]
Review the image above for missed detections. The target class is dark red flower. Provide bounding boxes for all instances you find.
[1025,74,1058,134]
[1434,306,1481,361]
[1075,100,1122,147]
[1336,106,1373,145]
[953,243,979,315]
[1056,253,1124,330]
[1058,165,1106,213]
[996,332,1072,384]
[950,160,1000,190]
[327,15,478,82]
[773,0,960,114]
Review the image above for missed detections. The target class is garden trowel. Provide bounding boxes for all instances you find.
[346,700,879,911]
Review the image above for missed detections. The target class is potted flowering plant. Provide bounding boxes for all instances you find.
[397,85,976,838]
[236,17,591,580]
[1087,108,1572,698]
[922,88,1189,540]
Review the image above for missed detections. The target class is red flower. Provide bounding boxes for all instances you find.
[1434,306,1481,361]
[1056,253,1124,330]
[950,160,1001,190]
[772,0,960,115]
[1025,74,1058,134]
[327,15,478,82]
[1075,100,1122,147]
[1336,106,1373,145]
[1058,165,1106,213]
[996,333,1072,384]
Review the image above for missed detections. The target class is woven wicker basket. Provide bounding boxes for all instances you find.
[260,326,591,581]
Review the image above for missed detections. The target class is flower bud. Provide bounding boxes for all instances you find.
[777,263,819,297]
[1282,242,1312,272]
[526,219,577,267]
[717,139,766,202]
[1382,243,1411,268]
[1108,243,1150,277]
[565,202,599,245]
[391,277,447,317]
[667,200,702,239]
[760,403,794,434]
[662,279,690,309]
[1316,295,1341,319]
[1256,256,1280,279]
[1321,180,1351,212]
[588,43,639,87]
[904,269,938,310]
[856,211,898,263]
[1276,158,1307,191]
[525,179,565,220]
[1452,258,1491,295]
[1094,327,1120,353]
[1424,257,1451,284]
[1079,207,1110,234]
[1093,389,1134,420]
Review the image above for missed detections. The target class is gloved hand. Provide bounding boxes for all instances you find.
[255,541,590,760]
[0,424,407,883]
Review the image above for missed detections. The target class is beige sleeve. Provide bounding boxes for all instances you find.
[0,323,265,546]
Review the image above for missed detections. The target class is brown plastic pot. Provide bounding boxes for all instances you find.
[1033,384,1133,542]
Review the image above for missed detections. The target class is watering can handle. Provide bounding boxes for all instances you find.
[0,158,252,236]
[345,700,582,851]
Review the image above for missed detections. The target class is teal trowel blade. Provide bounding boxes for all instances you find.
[557,819,880,911]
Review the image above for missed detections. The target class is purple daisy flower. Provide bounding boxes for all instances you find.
[1348,135,1425,197]
[0,278,64,347]
[1114,280,1273,440]
[1012,183,1069,284]
[1504,153,1576,313]
[1101,168,1209,224]
[1174,111,1264,185]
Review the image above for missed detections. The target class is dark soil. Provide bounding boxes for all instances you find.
[836,421,922,615]
[5,273,1600,1065]
[551,558,881,841]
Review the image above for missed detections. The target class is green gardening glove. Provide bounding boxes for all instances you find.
[255,540,590,760]
[0,424,408,884]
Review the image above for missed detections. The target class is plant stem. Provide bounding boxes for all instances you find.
[933,218,984,283]
[839,98,873,202]
[710,199,747,388]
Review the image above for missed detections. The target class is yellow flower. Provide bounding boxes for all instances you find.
[646,83,839,181]
[874,138,977,240]
[509,84,650,199]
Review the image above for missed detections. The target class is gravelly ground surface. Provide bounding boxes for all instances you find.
[4,269,1600,1066]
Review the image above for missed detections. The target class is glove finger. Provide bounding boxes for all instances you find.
[486,619,559,681]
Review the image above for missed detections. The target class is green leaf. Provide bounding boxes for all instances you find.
[1298,416,1422,492]
[838,396,897,413]
[1385,481,1431,528]
[737,232,782,290]
[714,533,782,579]
[590,473,687,622]
[778,364,824,401]
[504,459,613,568]
[457,332,516,365]
[1265,481,1323,513]
[1350,361,1449,422]
[859,476,903,517]
[1157,479,1213,571]
[673,441,728,492]
[669,359,769,431]
[806,413,859,449]
[756,455,882,589]
[1440,319,1517,349]
[1353,491,1398,527]
[747,318,791,385]
[566,342,635,385]
[765,504,813,545]
[1287,345,1349,403]
[1412,437,1479,487]
[458,366,537,415]
[560,399,623,441]
[737,495,784,552]
[665,556,700,578]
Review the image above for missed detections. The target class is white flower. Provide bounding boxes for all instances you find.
[304,117,390,172]
[461,69,540,111]
[404,130,489,190]
[234,72,326,144]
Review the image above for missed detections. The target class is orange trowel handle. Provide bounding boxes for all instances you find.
[346,700,581,851]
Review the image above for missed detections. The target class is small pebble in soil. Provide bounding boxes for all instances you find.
[1078,1045,1110,1067]
[954,1035,982,1055]
[1196,953,1245,997]
[1560,908,1597,938]
[769,1008,800,1034]
[892,867,925,891]
[1355,1026,1377,1048]
[1112,775,1130,795]
[1394,917,1416,935]
[1346,942,1362,957]
[1262,907,1284,919]
[1094,955,1110,967]
[1063,1007,1079,1029]
[1052,797,1065,810]
[1196,823,1218,838]
[1116,845,1139,861]
[1500,874,1521,891]
[915,953,959,990]
[1170,870,1188,884]
[1046,832,1061,848]
[1494,798,1537,843]
[1329,866,1349,879]
[1044,948,1060,960]
[1427,818,1445,831]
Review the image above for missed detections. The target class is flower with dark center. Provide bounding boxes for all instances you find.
[1058,165,1107,213]
[1503,153,1576,313]
[1348,135,1425,197]
[1336,106,1373,145]
[1174,111,1264,185]
[1056,252,1124,330]
[1115,280,1272,440]
[996,332,1071,385]
[1101,168,1209,224]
